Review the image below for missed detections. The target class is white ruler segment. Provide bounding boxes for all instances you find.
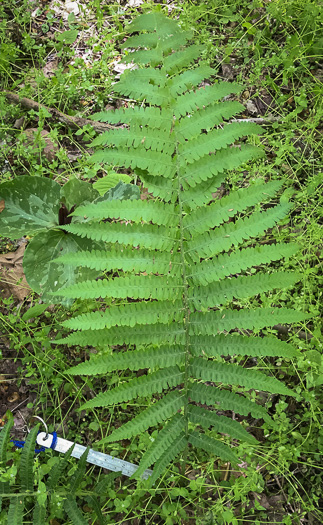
[36,432,152,480]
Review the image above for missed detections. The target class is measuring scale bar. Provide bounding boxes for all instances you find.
[37,432,152,480]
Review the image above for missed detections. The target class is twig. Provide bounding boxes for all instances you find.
[4,91,118,132]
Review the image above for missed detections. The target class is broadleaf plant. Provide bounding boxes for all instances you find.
[54,12,310,483]
[0,176,139,304]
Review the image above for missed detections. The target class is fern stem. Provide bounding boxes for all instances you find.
[174,127,191,466]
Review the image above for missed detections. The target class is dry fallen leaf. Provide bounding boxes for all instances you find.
[0,244,31,301]
[0,200,5,213]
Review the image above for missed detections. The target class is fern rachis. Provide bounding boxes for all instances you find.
[54,12,310,482]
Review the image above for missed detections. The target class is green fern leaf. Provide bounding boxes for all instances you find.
[64,495,88,525]
[181,145,265,190]
[190,307,310,334]
[52,275,183,300]
[55,11,311,479]
[48,442,75,490]
[186,202,292,258]
[62,299,184,331]
[69,447,90,493]
[189,333,299,359]
[190,243,300,285]
[67,345,186,375]
[71,199,177,226]
[177,101,244,141]
[133,413,186,479]
[190,358,296,396]
[85,495,106,525]
[179,122,263,165]
[54,246,180,274]
[189,431,238,463]
[55,322,186,347]
[169,65,215,96]
[33,502,47,525]
[174,82,242,118]
[188,405,257,444]
[189,272,302,308]
[7,497,24,525]
[100,391,184,443]
[64,222,179,251]
[20,424,39,492]
[0,418,14,462]
[188,383,273,423]
[184,180,283,234]
[149,431,187,485]
[81,366,184,409]
[90,147,175,178]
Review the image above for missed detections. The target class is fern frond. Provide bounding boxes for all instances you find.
[188,383,272,423]
[188,405,257,444]
[20,425,38,492]
[179,122,263,165]
[184,180,283,234]
[100,391,184,443]
[174,82,242,117]
[122,47,163,66]
[190,243,300,285]
[181,145,265,190]
[189,334,299,359]
[71,199,177,226]
[67,345,185,375]
[54,246,180,275]
[33,502,47,525]
[7,497,24,525]
[90,147,175,178]
[149,432,187,485]
[189,272,302,308]
[186,202,292,258]
[56,322,186,347]
[127,11,180,34]
[189,431,238,463]
[177,101,244,140]
[53,275,183,300]
[69,447,90,494]
[190,307,310,334]
[133,413,185,479]
[64,495,88,525]
[62,299,183,331]
[91,107,172,131]
[81,366,184,409]
[48,442,75,490]
[91,126,174,154]
[190,358,296,396]
[169,65,215,96]
[64,221,178,251]
[54,11,311,479]
[0,417,14,462]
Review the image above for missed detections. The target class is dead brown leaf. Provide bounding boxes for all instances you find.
[0,244,31,301]
[0,200,4,213]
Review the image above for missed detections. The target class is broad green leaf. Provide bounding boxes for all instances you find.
[56,29,78,44]
[0,176,60,238]
[23,230,102,304]
[21,304,48,321]
[93,180,140,204]
[61,177,99,209]
[93,172,132,195]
